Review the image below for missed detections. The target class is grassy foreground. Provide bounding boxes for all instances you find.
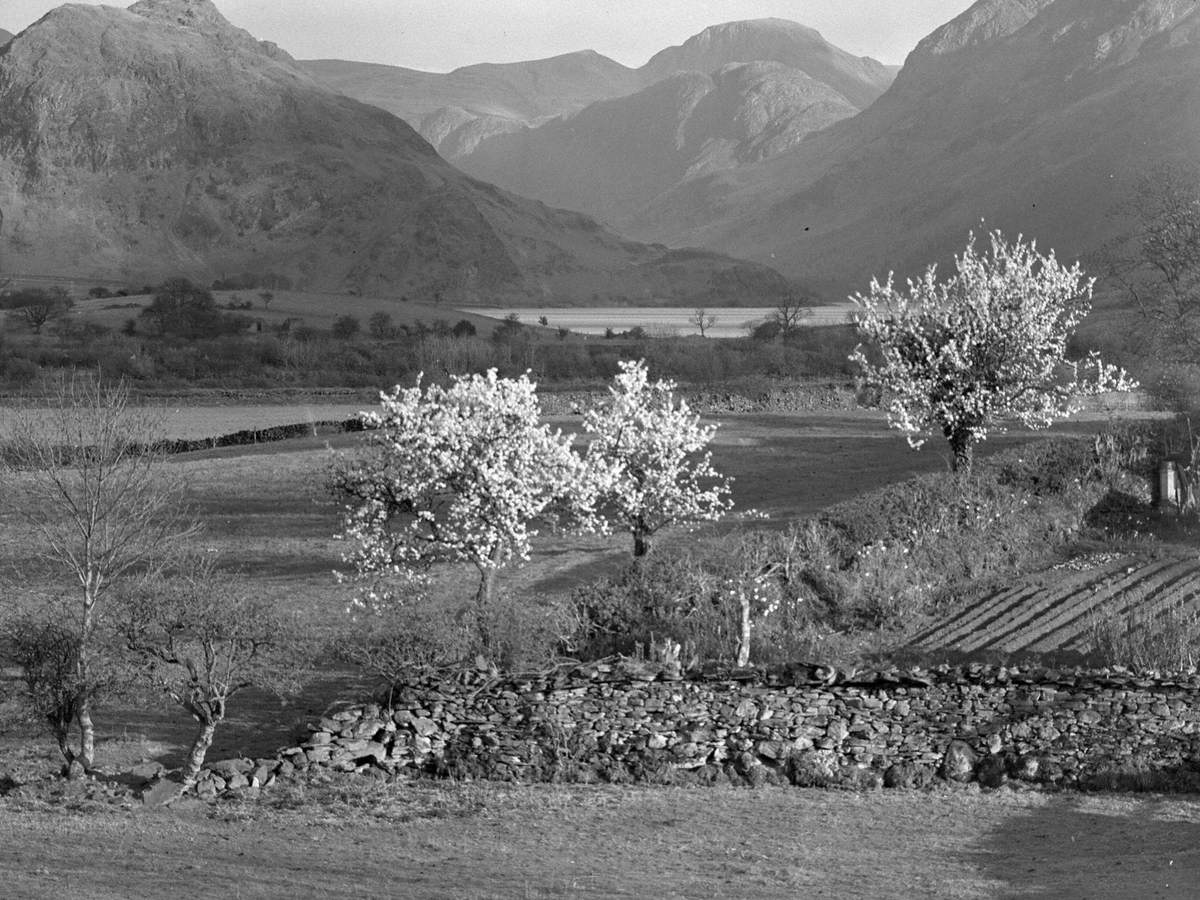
[0,782,1197,899]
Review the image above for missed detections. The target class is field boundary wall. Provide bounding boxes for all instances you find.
[193,661,1200,796]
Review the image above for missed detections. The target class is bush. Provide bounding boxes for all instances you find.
[331,315,361,339]
[1,608,127,774]
[569,551,738,663]
[475,591,578,672]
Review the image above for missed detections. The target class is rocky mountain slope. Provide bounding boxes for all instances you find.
[301,19,896,160]
[622,0,1200,298]
[0,0,792,303]
[455,61,859,226]
[0,28,13,46]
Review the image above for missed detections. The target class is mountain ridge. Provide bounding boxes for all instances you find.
[0,0,793,304]
[454,61,859,227]
[619,0,1200,298]
[299,18,896,156]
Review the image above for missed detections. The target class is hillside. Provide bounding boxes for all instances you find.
[303,50,642,152]
[621,0,1200,299]
[0,28,12,46]
[300,19,895,160]
[0,0,793,305]
[456,62,859,226]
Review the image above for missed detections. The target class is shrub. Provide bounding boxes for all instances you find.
[332,595,475,695]
[569,550,737,663]
[1,606,128,776]
[332,314,361,339]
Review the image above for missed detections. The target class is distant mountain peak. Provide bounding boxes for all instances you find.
[129,0,231,30]
[689,18,826,42]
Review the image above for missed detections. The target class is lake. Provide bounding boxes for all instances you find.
[464,305,856,338]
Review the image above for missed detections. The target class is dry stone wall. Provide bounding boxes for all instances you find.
[200,660,1200,797]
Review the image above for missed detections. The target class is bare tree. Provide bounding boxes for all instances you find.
[770,296,812,336]
[120,557,302,787]
[1,373,197,773]
[1105,164,1200,358]
[688,308,717,337]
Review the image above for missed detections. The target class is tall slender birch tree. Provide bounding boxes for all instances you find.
[1,373,196,774]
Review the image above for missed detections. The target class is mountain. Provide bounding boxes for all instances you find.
[300,19,896,157]
[0,28,13,46]
[0,0,793,304]
[302,52,643,154]
[640,19,897,109]
[455,62,859,226]
[621,0,1200,299]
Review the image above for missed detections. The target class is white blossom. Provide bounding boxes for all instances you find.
[584,359,733,556]
[850,229,1135,470]
[333,369,607,609]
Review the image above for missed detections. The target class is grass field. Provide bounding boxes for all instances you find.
[2,404,1196,899]
[0,782,1196,899]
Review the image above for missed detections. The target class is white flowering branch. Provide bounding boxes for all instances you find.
[333,369,610,611]
[851,229,1135,471]
[584,359,733,556]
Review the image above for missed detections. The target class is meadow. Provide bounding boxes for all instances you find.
[2,399,1197,900]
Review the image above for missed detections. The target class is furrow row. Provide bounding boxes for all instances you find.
[1059,573,1200,654]
[1013,561,1200,654]
[911,558,1132,649]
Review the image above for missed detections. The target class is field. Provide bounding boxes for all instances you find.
[1,404,1170,759]
[1,784,1198,899]
[68,289,506,336]
[2,401,1196,898]
[913,552,1200,657]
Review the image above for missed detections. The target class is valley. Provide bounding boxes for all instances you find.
[1,0,1198,895]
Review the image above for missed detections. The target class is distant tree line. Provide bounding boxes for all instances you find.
[0,277,859,390]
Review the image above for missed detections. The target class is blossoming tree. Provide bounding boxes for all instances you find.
[333,369,604,610]
[851,229,1134,472]
[585,360,733,556]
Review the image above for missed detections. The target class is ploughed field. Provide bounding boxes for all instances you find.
[913,552,1200,657]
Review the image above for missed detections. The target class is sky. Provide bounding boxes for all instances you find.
[4,0,977,71]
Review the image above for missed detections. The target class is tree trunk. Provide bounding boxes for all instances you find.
[473,557,501,652]
[946,429,974,474]
[75,614,96,772]
[631,513,654,558]
[736,592,751,668]
[76,700,96,772]
[181,718,218,787]
[54,726,78,777]
[475,563,499,609]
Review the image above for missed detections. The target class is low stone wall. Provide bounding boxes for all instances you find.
[540,382,859,416]
[198,661,1200,797]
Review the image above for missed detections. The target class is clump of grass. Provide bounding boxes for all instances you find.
[1085,605,1200,674]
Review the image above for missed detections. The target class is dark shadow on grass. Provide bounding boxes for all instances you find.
[105,670,371,769]
[968,795,1200,898]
